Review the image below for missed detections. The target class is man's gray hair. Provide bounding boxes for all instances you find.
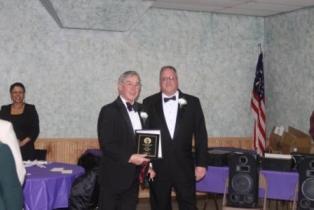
[118,71,141,84]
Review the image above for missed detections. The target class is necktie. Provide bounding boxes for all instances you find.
[164,95,176,103]
[126,102,134,111]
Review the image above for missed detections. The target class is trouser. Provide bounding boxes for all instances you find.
[149,179,197,210]
[98,180,139,210]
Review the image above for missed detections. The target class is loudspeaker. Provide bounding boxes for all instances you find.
[297,155,314,210]
[227,152,259,208]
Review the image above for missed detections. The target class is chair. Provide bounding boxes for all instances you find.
[34,149,47,160]
[272,180,298,210]
[69,152,100,210]
[291,181,298,210]
[222,174,268,210]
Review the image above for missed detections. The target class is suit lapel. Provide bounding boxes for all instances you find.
[115,97,135,138]
[155,93,173,139]
[135,102,145,127]
[173,91,185,140]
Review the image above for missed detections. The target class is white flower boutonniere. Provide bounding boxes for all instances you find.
[140,111,148,119]
[178,98,187,108]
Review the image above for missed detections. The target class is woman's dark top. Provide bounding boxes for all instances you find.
[0,103,39,160]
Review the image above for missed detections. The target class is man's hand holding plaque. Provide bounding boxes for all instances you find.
[135,130,162,159]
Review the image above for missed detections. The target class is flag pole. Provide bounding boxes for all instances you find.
[258,43,262,54]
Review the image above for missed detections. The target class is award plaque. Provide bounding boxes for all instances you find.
[135,130,162,159]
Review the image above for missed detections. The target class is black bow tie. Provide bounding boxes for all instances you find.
[126,102,134,111]
[164,96,176,103]
[126,102,138,112]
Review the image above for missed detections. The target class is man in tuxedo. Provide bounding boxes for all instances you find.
[97,71,150,210]
[143,66,208,210]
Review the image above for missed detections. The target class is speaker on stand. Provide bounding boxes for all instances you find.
[296,155,314,210]
[227,152,260,208]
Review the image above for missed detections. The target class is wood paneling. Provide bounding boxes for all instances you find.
[35,137,252,164]
[35,138,99,164]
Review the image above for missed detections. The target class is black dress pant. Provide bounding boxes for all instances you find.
[98,180,139,210]
[149,179,197,210]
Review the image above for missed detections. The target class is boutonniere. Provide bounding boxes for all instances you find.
[178,98,187,108]
[140,111,148,119]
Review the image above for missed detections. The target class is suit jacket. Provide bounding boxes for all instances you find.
[0,119,26,184]
[97,97,142,192]
[0,143,23,210]
[143,91,208,182]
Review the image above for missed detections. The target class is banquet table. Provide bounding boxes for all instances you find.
[23,162,84,210]
[196,166,299,201]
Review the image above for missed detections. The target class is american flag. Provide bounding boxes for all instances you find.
[251,53,266,156]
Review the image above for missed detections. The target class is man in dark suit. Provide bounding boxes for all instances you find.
[143,66,208,210]
[97,71,150,210]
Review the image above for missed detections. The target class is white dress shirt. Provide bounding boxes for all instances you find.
[162,91,179,139]
[120,96,142,132]
[0,119,26,185]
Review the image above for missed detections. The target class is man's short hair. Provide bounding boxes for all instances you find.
[159,66,177,78]
[118,71,141,84]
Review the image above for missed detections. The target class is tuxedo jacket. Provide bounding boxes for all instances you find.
[143,91,208,182]
[97,97,142,192]
[0,119,25,184]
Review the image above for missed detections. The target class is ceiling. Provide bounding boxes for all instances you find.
[152,0,314,17]
[40,0,314,31]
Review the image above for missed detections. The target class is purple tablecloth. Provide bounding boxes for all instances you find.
[196,166,298,201]
[23,162,84,210]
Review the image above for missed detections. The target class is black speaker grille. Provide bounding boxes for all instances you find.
[231,173,253,194]
[302,178,314,201]
[299,199,311,209]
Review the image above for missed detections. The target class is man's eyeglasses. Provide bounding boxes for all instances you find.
[161,76,176,82]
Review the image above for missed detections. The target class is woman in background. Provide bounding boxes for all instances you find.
[0,82,40,160]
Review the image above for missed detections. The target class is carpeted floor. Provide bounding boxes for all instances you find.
[137,194,221,210]
[56,193,295,210]
[137,194,295,210]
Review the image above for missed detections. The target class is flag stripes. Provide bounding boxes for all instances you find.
[251,53,266,156]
